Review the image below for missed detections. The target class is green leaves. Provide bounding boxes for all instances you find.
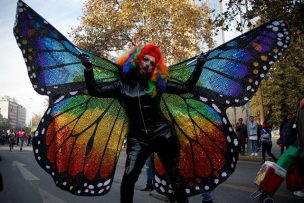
[70,0,214,64]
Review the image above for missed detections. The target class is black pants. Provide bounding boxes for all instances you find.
[120,132,188,203]
[261,142,277,162]
[238,139,246,154]
[9,143,14,151]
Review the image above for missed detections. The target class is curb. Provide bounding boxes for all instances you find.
[0,145,33,152]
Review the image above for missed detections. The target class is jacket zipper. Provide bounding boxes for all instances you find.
[137,82,148,135]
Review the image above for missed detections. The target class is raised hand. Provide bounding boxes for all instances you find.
[196,51,209,68]
[79,53,93,69]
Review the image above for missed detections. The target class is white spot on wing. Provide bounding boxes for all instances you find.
[200,96,208,102]
[227,136,231,143]
[212,103,221,113]
[155,176,161,183]
[70,91,78,95]
[54,96,64,104]
[104,179,111,186]
[272,27,279,32]
[160,186,165,192]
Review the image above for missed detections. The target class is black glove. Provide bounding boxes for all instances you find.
[196,51,209,68]
[79,53,93,69]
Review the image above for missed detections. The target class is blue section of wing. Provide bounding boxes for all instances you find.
[39,64,84,86]
[200,69,242,96]
[204,59,248,78]
[197,19,290,101]
[35,52,80,68]
[50,98,71,116]
[218,49,253,62]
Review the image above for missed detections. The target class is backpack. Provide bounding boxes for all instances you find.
[260,129,271,143]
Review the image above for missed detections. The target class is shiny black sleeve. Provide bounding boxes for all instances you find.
[84,69,120,98]
[165,63,202,94]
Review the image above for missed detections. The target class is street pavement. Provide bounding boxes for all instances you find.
[0,139,303,203]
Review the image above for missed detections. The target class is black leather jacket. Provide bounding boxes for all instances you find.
[84,65,202,141]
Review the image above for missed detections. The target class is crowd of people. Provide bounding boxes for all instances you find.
[0,128,32,151]
[234,114,295,163]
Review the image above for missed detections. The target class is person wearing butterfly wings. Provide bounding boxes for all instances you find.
[80,44,208,203]
[12,1,292,201]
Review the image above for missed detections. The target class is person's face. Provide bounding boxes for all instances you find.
[139,54,156,76]
[239,118,243,123]
[249,116,254,122]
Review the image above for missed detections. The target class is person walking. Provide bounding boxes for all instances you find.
[235,118,248,155]
[257,120,262,152]
[8,129,16,151]
[279,115,297,154]
[260,122,277,163]
[0,130,5,145]
[17,129,26,151]
[248,116,258,156]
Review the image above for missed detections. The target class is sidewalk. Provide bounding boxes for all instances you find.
[0,144,33,152]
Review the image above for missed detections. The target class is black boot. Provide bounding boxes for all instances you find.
[140,180,153,191]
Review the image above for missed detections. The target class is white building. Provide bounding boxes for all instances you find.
[0,97,26,129]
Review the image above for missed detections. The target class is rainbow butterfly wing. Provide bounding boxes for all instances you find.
[153,93,237,196]
[13,0,127,196]
[198,19,290,107]
[153,19,290,196]
[34,95,127,195]
[13,0,119,97]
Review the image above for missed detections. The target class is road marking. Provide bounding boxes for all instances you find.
[220,183,292,198]
[12,160,40,181]
[39,188,66,203]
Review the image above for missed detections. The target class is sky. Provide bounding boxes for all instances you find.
[0,0,86,119]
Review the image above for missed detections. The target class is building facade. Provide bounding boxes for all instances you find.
[0,98,26,129]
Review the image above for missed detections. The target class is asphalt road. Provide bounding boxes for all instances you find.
[0,145,303,203]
